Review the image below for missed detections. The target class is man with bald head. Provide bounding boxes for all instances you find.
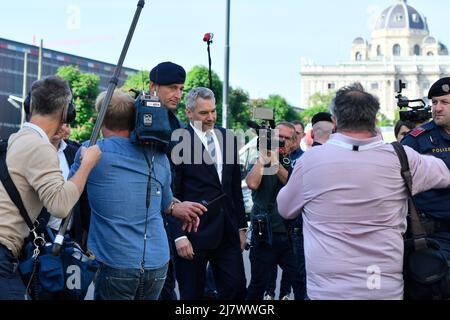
[311,112,335,146]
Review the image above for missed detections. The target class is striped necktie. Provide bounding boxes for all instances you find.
[206,131,217,168]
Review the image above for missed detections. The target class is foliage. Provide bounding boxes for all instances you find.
[251,95,300,124]
[299,105,330,125]
[299,91,334,125]
[228,87,252,130]
[57,66,99,142]
[308,91,334,109]
[122,70,150,94]
[377,112,395,127]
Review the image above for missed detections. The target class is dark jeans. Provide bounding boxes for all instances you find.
[0,244,26,300]
[247,232,303,300]
[291,231,307,300]
[94,262,168,300]
[265,265,292,298]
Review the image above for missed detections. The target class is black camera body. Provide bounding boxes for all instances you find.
[247,119,284,151]
[396,80,432,124]
[130,91,174,147]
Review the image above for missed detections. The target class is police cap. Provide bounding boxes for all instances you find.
[311,112,333,126]
[428,77,450,99]
[150,62,186,85]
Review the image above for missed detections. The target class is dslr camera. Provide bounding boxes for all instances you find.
[396,80,432,124]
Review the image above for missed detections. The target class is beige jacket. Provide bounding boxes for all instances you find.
[0,126,79,258]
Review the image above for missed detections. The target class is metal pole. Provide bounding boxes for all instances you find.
[222,0,230,129]
[207,42,213,91]
[21,52,28,126]
[38,39,43,80]
[52,0,146,256]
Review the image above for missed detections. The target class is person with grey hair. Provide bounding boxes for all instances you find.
[169,87,247,300]
[277,83,450,300]
[0,76,101,300]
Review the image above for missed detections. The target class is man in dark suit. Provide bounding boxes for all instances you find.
[169,87,247,300]
[43,124,90,249]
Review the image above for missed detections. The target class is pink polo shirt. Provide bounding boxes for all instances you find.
[277,133,450,300]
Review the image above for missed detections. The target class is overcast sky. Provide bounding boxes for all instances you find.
[1,0,448,107]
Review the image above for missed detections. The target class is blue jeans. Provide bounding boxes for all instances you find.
[0,244,26,300]
[94,262,168,300]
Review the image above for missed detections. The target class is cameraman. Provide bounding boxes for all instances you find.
[245,122,303,300]
[0,76,101,300]
[69,90,205,300]
[402,77,450,260]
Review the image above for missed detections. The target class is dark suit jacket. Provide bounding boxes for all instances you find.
[169,126,246,250]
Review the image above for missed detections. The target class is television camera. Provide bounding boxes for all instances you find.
[129,90,176,148]
[396,80,432,124]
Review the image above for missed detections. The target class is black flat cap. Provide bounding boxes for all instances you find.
[150,62,186,85]
[428,77,450,99]
[311,112,333,126]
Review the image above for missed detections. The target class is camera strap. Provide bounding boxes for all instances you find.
[0,142,35,231]
[391,142,428,250]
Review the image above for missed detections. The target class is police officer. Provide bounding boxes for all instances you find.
[402,77,450,259]
[149,61,186,300]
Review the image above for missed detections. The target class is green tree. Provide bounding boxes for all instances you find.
[254,95,299,123]
[299,91,334,125]
[179,65,223,125]
[228,87,252,130]
[377,112,394,127]
[299,105,329,125]
[249,95,299,124]
[57,66,99,142]
[308,91,334,109]
[122,70,149,94]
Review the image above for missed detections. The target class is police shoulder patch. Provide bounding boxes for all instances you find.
[409,127,426,138]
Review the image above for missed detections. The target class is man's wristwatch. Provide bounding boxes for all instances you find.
[168,198,182,216]
[168,201,177,216]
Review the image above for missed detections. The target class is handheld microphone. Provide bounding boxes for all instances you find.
[203,33,214,42]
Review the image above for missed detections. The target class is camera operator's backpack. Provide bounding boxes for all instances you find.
[392,142,450,300]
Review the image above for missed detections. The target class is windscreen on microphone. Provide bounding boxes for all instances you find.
[203,33,214,42]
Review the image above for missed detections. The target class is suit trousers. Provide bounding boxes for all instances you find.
[175,236,246,300]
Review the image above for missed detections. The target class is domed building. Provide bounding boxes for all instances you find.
[300,0,450,119]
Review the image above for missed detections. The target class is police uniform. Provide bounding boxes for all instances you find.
[401,77,450,258]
